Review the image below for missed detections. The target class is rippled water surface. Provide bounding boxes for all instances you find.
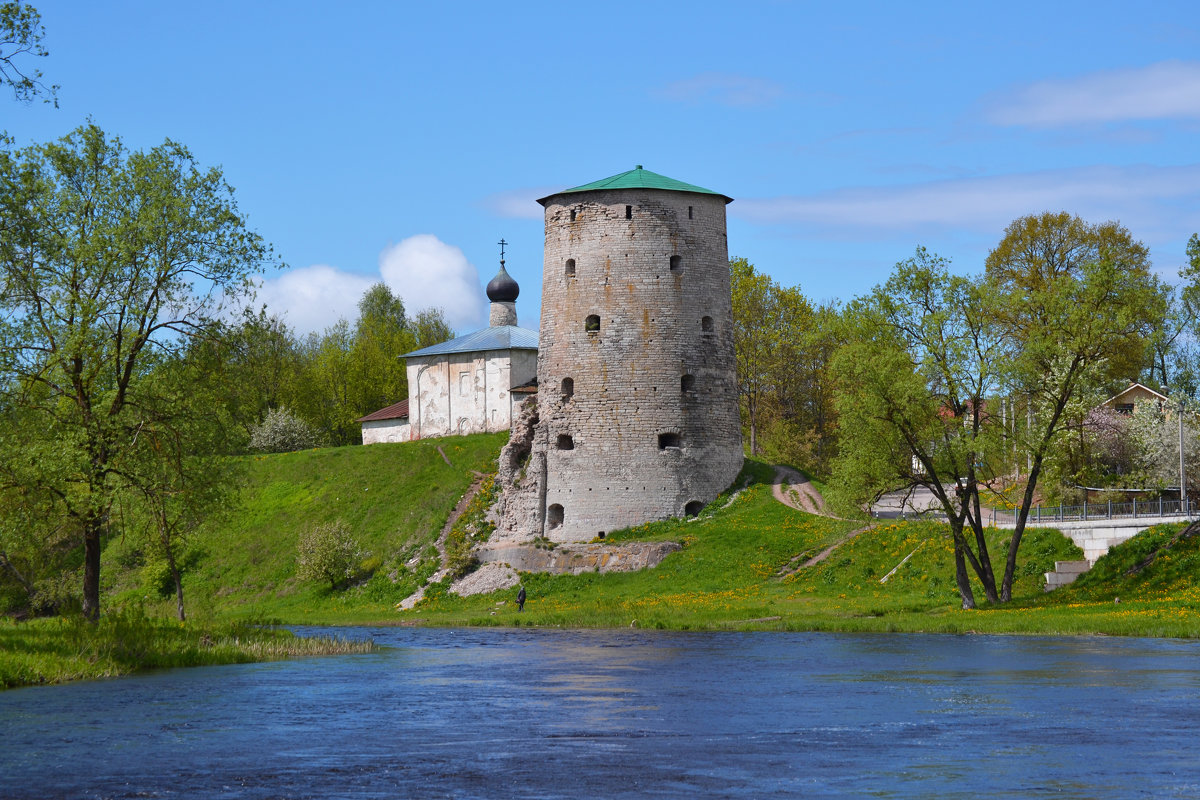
[3,628,1200,798]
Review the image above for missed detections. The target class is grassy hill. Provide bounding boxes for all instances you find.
[101,432,508,622]
[101,437,1200,636]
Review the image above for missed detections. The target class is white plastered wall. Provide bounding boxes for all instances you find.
[406,348,537,439]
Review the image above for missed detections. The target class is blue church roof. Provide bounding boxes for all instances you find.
[401,325,538,359]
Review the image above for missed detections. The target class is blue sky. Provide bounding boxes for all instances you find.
[7,1,1200,334]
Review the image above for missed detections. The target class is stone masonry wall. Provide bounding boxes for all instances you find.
[533,188,743,541]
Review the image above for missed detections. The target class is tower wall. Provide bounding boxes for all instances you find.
[535,188,743,541]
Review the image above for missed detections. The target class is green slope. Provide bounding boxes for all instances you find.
[102,433,507,621]
[101,439,1200,636]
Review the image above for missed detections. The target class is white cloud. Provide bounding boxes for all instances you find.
[654,72,784,108]
[733,164,1200,239]
[254,235,487,336]
[987,61,1200,127]
[378,234,487,332]
[253,264,375,336]
[482,186,558,219]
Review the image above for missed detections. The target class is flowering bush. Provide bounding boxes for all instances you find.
[296,520,364,589]
[249,407,319,453]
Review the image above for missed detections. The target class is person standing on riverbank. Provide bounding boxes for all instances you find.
[517,586,526,611]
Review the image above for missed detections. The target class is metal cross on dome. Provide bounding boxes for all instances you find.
[498,238,507,266]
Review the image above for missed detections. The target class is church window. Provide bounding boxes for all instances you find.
[556,434,574,451]
[701,316,714,332]
[688,205,693,219]
[670,255,681,272]
[658,432,681,450]
[585,314,600,333]
[681,374,695,392]
[565,258,576,277]
[547,504,564,529]
[561,377,574,399]
[625,205,632,219]
[570,209,576,222]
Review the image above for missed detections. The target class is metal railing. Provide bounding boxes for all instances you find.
[990,498,1192,525]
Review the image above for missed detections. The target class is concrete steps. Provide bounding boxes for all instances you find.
[1044,560,1091,591]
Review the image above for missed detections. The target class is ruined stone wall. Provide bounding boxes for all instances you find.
[534,188,743,541]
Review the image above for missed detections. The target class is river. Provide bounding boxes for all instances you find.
[2,628,1199,798]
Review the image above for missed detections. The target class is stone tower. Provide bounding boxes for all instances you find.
[530,166,743,541]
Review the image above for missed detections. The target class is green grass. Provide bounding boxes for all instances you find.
[0,609,374,688]
[32,433,1195,689]
[406,461,1199,637]
[100,433,508,623]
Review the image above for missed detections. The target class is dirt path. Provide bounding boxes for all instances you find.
[397,470,487,610]
[771,465,829,515]
[770,465,876,577]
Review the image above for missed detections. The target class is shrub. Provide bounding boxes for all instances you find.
[296,520,365,589]
[249,407,320,453]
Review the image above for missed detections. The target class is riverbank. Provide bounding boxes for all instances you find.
[403,462,1200,638]
[0,611,375,688]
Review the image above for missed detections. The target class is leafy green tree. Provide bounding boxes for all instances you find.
[731,257,779,456]
[410,307,453,350]
[349,283,414,423]
[199,308,301,448]
[833,248,1003,608]
[116,361,237,620]
[0,2,56,105]
[986,212,1164,600]
[0,124,272,620]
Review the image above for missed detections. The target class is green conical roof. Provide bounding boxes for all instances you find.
[538,166,732,205]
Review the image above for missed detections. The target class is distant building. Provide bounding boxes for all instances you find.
[357,399,410,444]
[1101,383,1168,416]
[358,251,538,443]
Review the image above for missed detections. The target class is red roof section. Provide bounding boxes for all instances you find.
[356,399,409,423]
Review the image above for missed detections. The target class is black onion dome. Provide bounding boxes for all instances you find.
[486,264,519,302]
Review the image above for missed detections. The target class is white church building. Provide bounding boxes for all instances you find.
[358,254,537,444]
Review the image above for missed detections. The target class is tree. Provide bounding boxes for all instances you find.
[833,248,1004,608]
[410,307,453,351]
[198,307,301,448]
[1126,401,1200,497]
[296,519,363,589]
[731,257,779,456]
[249,406,319,453]
[0,2,56,105]
[116,361,236,621]
[349,283,414,424]
[986,212,1164,600]
[0,124,272,620]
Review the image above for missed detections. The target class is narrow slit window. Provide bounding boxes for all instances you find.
[561,377,574,399]
[570,209,577,222]
[585,314,600,333]
[625,205,632,219]
[556,434,574,451]
[658,432,681,450]
[670,255,681,272]
[565,258,576,277]
[681,374,695,392]
[547,504,564,529]
[701,316,714,332]
[688,205,693,219]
